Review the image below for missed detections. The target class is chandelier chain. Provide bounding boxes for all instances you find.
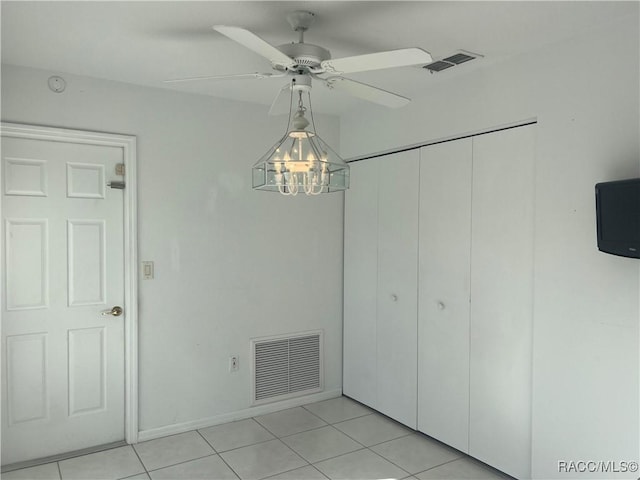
[306,91,317,134]
[283,79,295,137]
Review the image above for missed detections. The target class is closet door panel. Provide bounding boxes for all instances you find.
[469,125,535,479]
[343,159,379,407]
[376,150,419,428]
[418,139,472,452]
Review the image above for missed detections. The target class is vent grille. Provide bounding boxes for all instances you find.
[252,332,323,404]
[423,50,481,73]
[443,53,475,65]
[423,60,455,72]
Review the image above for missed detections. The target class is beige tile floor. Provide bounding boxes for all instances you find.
[2,396,511,480]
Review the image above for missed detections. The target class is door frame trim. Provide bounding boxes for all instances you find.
[0,122,139,444]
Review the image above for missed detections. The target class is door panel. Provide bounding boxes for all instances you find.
[418,139,472,452]
[6,333,48,425]
[343,152,419,428]
[343,159,379,407]
[376,150,419,428]
[469,125,535,479]
[68,326,107,416]
[5,218,48,310]
[2,136,125,465]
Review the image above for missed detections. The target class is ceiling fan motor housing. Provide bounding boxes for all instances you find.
[291,74,312,92]
[277,43,331,70]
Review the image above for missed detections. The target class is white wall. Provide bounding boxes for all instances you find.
[1,65,344,436]
[340,13,639,480]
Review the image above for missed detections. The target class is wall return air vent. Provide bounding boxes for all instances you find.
[423,50,482,73]
[251,331,323,405]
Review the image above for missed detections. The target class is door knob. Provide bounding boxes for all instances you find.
[102,306,123,317]
[391,294,398,302]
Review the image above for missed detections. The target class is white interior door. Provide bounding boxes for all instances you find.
[418,138,472,452]
[469,125,535,479]
[343,159,379,407]
[2,135,126,465]
[376,150,419,428]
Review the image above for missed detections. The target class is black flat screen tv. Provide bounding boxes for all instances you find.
[595,178,640,258]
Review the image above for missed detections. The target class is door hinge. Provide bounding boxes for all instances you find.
[108,181,126,189]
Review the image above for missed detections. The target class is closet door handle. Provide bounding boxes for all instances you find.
[437,301,445,310]
[391,294,398,302]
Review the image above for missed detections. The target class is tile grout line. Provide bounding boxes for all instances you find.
[130,443,150,476]
[282,437,367,466]
[310,463,331,480]
[274,437,310,469]
[194,429,242,480]
[276,422,329,440]
[213,435,277,455]
[251,415,281,439]
[324,423,368,448]
[299,403,376,425]
[364,431,414,448]
[260,462,319,480]
[144,453,219,475]
[310,446,368,466]
[193,429,219,455]
[252,408,329,439]
[412,456,462,476]
[329,415,413,449]
[365,444,413,477]
[299,404,329,422]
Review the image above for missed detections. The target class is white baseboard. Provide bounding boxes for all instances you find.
[136,388,343,443]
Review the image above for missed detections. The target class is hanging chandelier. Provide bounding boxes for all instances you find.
[252,77,350,196]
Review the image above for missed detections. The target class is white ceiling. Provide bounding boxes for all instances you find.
[1,1,636,115]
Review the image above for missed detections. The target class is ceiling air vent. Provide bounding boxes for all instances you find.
[443,52,475,65]
[423,50,482,73]
[423,60,454,73]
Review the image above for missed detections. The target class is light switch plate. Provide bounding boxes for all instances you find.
[142,261,154,280]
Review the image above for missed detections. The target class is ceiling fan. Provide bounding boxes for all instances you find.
[164,11,433,114]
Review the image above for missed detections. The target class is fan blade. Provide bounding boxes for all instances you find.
[321,47,432,74]
[323,76,410,108]
[213,25,295,68]
[268,83,292,116]
[163,72,284,84]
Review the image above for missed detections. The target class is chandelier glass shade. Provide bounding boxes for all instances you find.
[252,90,350,196]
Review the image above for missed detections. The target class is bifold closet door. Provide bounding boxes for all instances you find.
[376,150,419,428]
[343,158,379,407]
[418,138,472,452]
[343,150,419,428]
[469,125,535,480]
